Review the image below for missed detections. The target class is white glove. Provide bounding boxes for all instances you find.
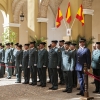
[28,66,30,68]
[34,64,37,66]
[43,66,46,68]
[20,64,22,67]
[57,66,60,69]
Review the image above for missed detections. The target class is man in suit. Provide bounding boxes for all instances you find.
[61,41,74,93]
[28,41,38,86]
[58,40,65,85]
[15,44,23,83]
[10,42,15,76]
[0,44,5,78]
[48,40,61,90]
[91,42,100,94]
[76,38,91,96]
[37,42,48,87]
[4,43,12,79]
[70,43,77,88]
[22,44,30,84]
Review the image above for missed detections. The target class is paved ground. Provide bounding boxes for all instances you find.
[0,76,100,100]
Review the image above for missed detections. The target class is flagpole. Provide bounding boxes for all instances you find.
[63,19,67,29]
[71,18,76,29]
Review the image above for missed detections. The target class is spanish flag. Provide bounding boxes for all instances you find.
[56,7,63,28]
[66,2,71,24]
[76,4,84,26]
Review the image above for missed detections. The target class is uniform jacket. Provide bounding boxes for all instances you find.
[91,49,100,69]
[61,50,75,71]
[4,48,12,64]
[13,49,18,62]
[22,50,29,68]
[15,50,23,67]
[37,49,48,68]
[48,47,61,68]
[0,48,5,63]
[28,48,38,66]
[75,47,91,71]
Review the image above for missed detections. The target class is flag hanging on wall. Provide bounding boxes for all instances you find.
[66,2,71,24]
[56,7,63,28]
[76,4,84,26]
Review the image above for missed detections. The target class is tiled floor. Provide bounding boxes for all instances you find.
[0,76,100,100]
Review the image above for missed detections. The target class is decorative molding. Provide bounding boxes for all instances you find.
[3,23,21,27]
[37,18,48,22]
[83,9,94,15]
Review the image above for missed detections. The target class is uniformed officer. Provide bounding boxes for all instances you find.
[47,44,52,83]
[22,44,30,84]
[48,40,61,90]
[13,43,19,76]
[61,41,74,93]
[15,44,23,83]
[91,42,100,94]
[4,43,12,79]
[70,43,77,88]
[0,44,5,78]
[10,42,15,76]
[58,40,65,85]
[28,41,38,86]
[37,42,48,87]
[76,38,91,96]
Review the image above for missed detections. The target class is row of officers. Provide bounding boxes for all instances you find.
[0,38,100,96]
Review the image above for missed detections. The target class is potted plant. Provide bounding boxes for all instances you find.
[1,28,17,45]
[30,35,47,48]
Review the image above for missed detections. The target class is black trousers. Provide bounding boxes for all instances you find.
[93,69,100,92]
[50,68,58,87]
[0,62,4,77]
[12,62,15,75]
[24,67,30,83]
[30,66,37,84]
[57,67,64,83]
[63,71,73,91]
[38,67,46,85]
[73,70,77,87]
[37,68,40,81]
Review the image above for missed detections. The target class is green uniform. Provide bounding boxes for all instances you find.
[48,47,61,89]
[91,49,100,93]
[4,48,12,78]
[37,49,48,86]
[28,48,38,85]
[15,50,23,82]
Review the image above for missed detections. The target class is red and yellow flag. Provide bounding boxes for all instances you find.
[76,4,84,26]
[66,2,71,24]
[56,7,63,28]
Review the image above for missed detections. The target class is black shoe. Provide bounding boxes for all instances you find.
[98,92,100,94]
[7,77,11,79]
[29,83,33,85]
[41,85,46,87]
[91,81,95,84]
[49,87,53,89]
[93,90,99,93]
[77,88,80,90]
[22,82,29,84]
[67,90,72,93]
[32,83,37,86]
[76,92,83,95]
[37,84,42,86]
[63,89,68,92]
[52,87,58,90]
